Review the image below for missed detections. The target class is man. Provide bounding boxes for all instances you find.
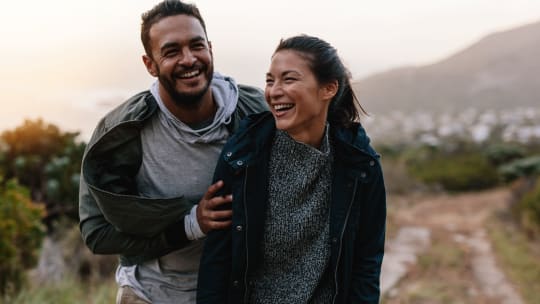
[78,1,266,303]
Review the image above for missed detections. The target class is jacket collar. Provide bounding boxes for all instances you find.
[222,111,378,170]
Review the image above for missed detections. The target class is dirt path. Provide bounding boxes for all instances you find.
[381,188,525,303]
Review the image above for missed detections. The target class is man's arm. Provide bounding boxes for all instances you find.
[79,175,186,258]
[79,176,232,260]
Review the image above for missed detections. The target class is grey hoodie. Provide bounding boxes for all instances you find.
[118,73,243,303]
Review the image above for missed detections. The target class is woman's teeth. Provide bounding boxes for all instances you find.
[273,104,294,112]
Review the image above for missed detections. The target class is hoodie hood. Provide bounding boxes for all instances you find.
[150,72,239,143]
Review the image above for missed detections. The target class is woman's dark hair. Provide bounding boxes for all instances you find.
[274,35,366,127]
[141,0,207,57]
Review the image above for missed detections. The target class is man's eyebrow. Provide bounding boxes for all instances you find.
[189,36,206,43]
[160,42,179,51]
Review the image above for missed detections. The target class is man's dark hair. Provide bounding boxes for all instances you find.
[141,0,208,57]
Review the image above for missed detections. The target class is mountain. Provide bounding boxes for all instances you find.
[354,20,540,115]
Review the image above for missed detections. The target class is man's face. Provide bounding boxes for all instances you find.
[143,14,213,108]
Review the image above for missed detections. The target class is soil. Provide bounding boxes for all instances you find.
[381,188,525,303]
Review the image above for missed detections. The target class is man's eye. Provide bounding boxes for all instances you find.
[164,50,178,58]
[192,43,206,50]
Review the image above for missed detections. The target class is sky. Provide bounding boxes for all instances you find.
[1,0,540,140]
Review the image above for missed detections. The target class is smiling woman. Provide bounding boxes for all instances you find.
[198,35,386,304]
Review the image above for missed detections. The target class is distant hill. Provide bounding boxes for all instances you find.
[354,20,540,115]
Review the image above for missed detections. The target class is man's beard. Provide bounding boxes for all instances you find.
[158,64,214,108]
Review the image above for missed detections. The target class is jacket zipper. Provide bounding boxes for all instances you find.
[332,177,358,304]
[242,165,250,303]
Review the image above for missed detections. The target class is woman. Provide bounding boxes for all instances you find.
[197,35,386,304]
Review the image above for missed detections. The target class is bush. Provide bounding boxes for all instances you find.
[484,143,525,166]
[0,119,86,226]
[407,152,500,192]
[499,156,540,182]
[0,178,45,295]
[516,177,540,237]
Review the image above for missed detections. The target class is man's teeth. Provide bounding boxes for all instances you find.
[273,104,294,111]
[178,70,200,78]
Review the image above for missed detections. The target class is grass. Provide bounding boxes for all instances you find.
[487,212,540,304]
[1,276,116,304]
[382,233,474,304]
[416,237,465,271]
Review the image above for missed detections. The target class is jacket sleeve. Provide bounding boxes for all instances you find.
[79,173,190,259]
[78,119,191,259]
[197,156,233,303]
[348,163,386,303]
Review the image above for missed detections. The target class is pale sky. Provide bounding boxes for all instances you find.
[1,0,539,140]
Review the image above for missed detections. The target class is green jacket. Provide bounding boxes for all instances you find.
[79,85,267,266]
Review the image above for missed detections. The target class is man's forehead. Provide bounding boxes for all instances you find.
[149,14,206,43]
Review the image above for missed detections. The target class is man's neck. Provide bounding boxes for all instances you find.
[160,88,216,125]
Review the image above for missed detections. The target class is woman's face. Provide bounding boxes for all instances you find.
[265,50,336,144]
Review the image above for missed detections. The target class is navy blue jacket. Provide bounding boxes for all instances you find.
[197,112,386,303]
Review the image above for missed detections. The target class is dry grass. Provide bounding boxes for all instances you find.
[2,276,116,304]
[382,230,485,304]
[487,211,540,304]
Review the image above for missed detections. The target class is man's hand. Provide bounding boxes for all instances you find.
[196,180,233,234]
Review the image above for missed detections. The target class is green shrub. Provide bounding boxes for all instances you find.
[484,143,525,166]
[407,152,500,191]
[499,156,540,182]
[516,177,540,237]
[0,119,86,224]
[0,178,46,295]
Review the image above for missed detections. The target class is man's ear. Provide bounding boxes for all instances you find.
[322,80,339,101]
[143,54,158,77]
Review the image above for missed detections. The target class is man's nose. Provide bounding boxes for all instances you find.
[178,49,197,66]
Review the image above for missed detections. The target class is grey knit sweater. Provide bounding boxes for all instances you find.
[249,128,335,304]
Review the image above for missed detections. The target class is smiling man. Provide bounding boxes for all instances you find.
[78,1,266,303]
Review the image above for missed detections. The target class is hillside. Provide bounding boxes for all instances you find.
[354,20,540,115]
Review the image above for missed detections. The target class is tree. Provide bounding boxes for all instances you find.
[0,178,45,295]
[0,119,86,226]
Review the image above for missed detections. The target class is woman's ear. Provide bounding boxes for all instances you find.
[322,80,339,101]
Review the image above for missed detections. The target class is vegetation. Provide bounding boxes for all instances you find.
[0,179,45,295]
[382,234,471,304]
[0,119,88,297]
[512,177,540,237]
[484,143,526,166]
[487,212,540,304]
[499,156,540,182]
[407,151,500,191]
[0,119,85,227]
[371,138,540,194]
[2,276,116,304]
